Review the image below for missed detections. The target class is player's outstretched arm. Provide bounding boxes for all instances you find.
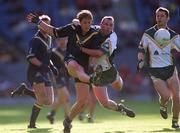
[26,13,54,36]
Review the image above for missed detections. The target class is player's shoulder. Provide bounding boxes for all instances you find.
[110,31,117,38]
[144,25,157,38]
[108,32,117,42]
[88,25,99,35]
[167,27,178,38]
[30,35,41,43]
[91,25,100,31]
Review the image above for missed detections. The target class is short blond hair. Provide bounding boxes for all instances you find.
[77,10,93,21]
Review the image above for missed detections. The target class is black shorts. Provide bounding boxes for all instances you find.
[149,65,175,81]
[93,66,117,86]
[54,76,69,89]
[64,53,90,74]
[27,69,53,87]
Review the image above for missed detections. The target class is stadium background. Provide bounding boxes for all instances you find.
[0,0,179,104]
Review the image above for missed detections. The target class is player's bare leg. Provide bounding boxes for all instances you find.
[63,83,89,133]
[167,69,180,129]
[69,83,89,120]
[111,75,123,90]
[86,90,96,122]
[152,78,170,119]
[28,83,54,128]
[47,87,70,124]
[93,86,135,118]
[66,60,90,83]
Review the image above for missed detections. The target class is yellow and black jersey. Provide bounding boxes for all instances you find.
[53,23,99,68]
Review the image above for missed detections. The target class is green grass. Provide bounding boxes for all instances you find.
[0,100,179,133]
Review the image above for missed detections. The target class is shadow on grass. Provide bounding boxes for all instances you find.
[104,128,180,133]
[104,131,131,133]
[27,128,53,133]
[150,128,180,132]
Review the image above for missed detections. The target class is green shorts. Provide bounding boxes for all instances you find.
[93,66,117,86]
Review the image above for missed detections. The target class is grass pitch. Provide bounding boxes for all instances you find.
[0,100,179,133]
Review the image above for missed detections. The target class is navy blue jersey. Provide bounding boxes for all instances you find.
[51,47,70,88]
[26,31,53,86]
[51,47,68,76]
[27,31,52,67]
[53,24,99,70]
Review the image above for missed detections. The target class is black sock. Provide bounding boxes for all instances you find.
[172,117,178,124]
[29,103,42,126]
[65,116,72,123]
[49,110,56,117]
[116,104,122,111]
[24,89,36,99]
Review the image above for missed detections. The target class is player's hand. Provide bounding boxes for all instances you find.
[39,64,51,73]
[27,13,41,24]
[49,64,59,77]
[72,18,80,26]
[75,43,82,52]
[137,59,144,72]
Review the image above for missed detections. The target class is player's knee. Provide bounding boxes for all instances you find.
[99,100,109,108]
[172,93,179,101]
[36,97,45,105]
[44,98,53,105]
[60,97,69,104]
[78,101,87,109]
[66,97,70,103]
[160,94,170,103]
[112,83,123,91]
[67,61,77,71]
[77,99,88,108]
[112,77,123,91]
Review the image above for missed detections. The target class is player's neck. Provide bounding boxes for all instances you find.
[40,31,48,38]
[157,24,167,29]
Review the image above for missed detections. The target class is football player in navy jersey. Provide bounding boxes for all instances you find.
[26,15,59,128]
[137,7,180,129]
[11,15,59,128]
[27,10,102,133]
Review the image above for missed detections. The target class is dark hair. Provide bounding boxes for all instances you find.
[156,7,169,17]
[77,10,93,22]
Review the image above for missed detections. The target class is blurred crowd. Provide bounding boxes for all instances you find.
[0,0,179,99]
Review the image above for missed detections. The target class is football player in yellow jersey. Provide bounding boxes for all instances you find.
[137,7,180,129]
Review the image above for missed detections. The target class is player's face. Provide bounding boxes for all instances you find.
[100,19,114,36]
[80,18,92,33]
[156,11,169,26]
[40,19,51,33]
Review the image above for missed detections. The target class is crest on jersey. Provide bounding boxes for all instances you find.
[154,50,159,55]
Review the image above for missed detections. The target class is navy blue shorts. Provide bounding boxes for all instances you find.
[64,53,90,74]
[27,69,53,87]
[54,75,70,89]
